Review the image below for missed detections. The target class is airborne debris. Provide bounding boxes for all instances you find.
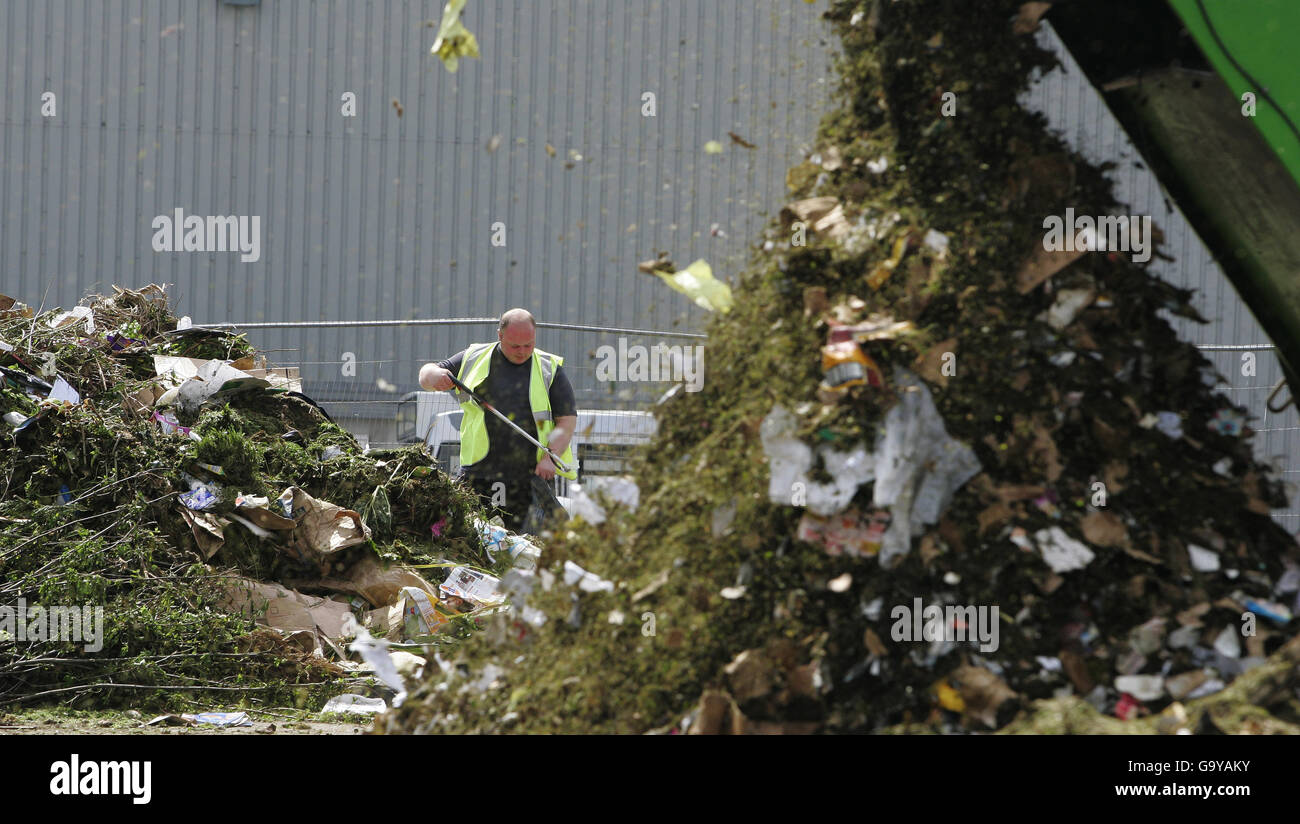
[653,259,733,313]
[429,0,480,73]
[728,131,757,149]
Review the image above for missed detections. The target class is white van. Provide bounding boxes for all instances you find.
[396,392,656,500]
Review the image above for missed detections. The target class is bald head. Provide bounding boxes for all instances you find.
[498,308,536,333]
[497,308,537,364]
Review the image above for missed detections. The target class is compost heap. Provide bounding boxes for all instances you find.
[0,284,511,711]
[382,0,1300,735]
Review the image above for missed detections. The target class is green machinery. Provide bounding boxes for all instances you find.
[1112,0,1300,405]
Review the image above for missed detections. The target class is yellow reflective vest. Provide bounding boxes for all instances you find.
[454,342,578,480]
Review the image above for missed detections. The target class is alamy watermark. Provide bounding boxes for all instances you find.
[1042,208,1153,263]
[50,755,151,805]
[594,337,705,391]
[0,599,104,652]
[151,208,261,263]
[890,598,999,653]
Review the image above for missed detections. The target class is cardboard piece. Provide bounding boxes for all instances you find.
[245,366,302,393]
[218,578,353,651]
[178,508,227,559]
[152,355,275,410]
[1016,244,1086,294]
[152,355,207,385]
[781,196,851,241]
[234,494,296,531]
[0,294,34,319]
[308,555,440,608]
[278,486,372,565]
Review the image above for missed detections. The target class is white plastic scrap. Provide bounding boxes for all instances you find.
[760,404,814,506]
[587,476,640,511]
[1166,625,1201,649]
[922,229,949,257]
[520,605,548,628]
[861,597,884,621]
[175,360,269,413]
[760,372,980,563]
[227,511,274,539]
[1155,411,1183,439]
[872,369,981,564]
[1043,289,1095,331]
[1185,678,1226,700]
[1188,544,1220,573]
[1034,526,1096,572]
[562,560,615,593]
[342,615,407,707]
[321,694,387,716]
[759,423,875,516]
[711,498,738,537]
[48,377,80,405]
[808,445,876,516]
[48,305,95,334]
[567,483,607,524]
[188,712,252,727]
[468,663,505,692]
[500,568,537,602]
[1213,626,1241,659]
[1276,563,1300,595]
[1114,675,1165,702]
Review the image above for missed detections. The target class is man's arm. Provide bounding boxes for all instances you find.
[419,363,453,391]
[419,351,464,392]
[547,415,577,457]
[534,414,576,479]
[535,365,578,479]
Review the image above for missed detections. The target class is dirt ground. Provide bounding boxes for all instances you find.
[0,708,373,735]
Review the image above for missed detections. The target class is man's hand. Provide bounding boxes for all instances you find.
[535,455,557,480]
[419,363,454,392]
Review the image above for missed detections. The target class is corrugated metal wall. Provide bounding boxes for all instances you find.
[0,0,836,422]
[1023,23,1300,531]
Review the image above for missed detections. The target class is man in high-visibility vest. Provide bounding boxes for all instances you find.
[419,308,578,532]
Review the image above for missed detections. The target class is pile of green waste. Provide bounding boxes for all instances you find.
[0,285,497,712]
[382,0,1300,734]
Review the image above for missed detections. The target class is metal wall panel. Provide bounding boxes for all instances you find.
[0,0,836,417]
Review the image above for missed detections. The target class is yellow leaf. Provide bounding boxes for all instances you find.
[430,0,480,73]
[935,679,966,713]
[867,234,910,290]
[655,259,733,313]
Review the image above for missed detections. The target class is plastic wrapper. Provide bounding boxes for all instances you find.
[819,340,884,394]
[796,508,889,557]
[872,368,981,564]
[399,585,455,639]
[321,694,388,715]
[475,517,509,558]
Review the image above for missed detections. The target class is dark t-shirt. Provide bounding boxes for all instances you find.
[438,344,577,479]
